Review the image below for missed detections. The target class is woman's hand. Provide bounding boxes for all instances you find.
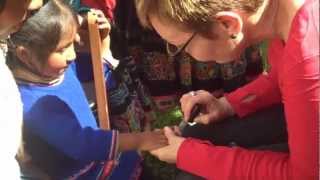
[180,90,235,125]
[150,127,185,164]
[137,130,169,151]
[118,130,168,152]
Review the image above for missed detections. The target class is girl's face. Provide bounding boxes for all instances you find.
[37,26,77,79]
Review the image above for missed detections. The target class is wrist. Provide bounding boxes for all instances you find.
[135,133,144,151]
[118,133,140,151]
[219,96,235,117]
[102,53,119,69]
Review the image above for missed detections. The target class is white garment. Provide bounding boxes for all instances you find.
[0,49,23,179]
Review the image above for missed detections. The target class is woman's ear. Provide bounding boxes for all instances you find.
[15,46,32,65]
[215,11,243,38]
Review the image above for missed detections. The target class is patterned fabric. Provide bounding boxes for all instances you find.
[88,0,263,112]
[140,52,178,96]
[243,44,264,77]
[177,52,222,93]
[110,57,155,132]
[75,53,155,132]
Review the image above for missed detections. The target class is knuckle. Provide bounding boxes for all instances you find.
[179,98,184,104]
[180,94,188,101]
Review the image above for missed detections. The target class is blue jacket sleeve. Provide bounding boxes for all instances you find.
[24,95,118,162]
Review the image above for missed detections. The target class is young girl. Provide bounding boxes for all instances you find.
[6,0,167,179]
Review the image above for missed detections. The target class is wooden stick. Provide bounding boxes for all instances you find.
[88,12,110,130]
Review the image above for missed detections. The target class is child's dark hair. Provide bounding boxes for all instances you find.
[7,0,78,68]
[0,0,5,13]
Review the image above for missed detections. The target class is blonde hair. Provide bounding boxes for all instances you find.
[135,0,264,34]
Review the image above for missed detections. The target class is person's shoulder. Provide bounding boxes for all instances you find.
[0,50,14,82]
[308,0,319,36]
[290,0,318,35]
[301,0,319,31]
[24,95,73,117]
[18,83,65,114]
[0,50,22,100]
[286,0,319,59]
[300,0,319,57]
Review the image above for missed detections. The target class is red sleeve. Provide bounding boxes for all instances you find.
[225,73,281,117]
[177,55,319,180]
[81,0,116,20]
[225,41,282,118]
[177,138,290,180]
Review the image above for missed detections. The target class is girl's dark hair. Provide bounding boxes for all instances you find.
[7,0,78,67]
[0,0,6,13]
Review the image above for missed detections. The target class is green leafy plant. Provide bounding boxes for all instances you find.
[143,106,183,180]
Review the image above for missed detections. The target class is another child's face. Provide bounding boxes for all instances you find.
[39,27,77,79]
[0,0,43,39]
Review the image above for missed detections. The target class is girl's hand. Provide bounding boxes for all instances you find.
[118,130,168,152]
[150,127,185,164]
[180,90,234,124]
[137,130,168,151]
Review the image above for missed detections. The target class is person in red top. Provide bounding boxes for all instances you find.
[81,0,116,20]
[135,0,319,179]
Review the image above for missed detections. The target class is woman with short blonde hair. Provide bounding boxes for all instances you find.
[135,0,319,179]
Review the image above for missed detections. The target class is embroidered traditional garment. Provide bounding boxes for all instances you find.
[75,53,155,132]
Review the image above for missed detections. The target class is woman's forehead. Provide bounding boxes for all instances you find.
[149,14,193,45]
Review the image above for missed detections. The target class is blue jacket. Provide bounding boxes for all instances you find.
[19,63,140,179]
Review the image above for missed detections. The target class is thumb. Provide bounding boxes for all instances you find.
[163,126,176,139]
[194,113,213,124]
[194,111,220,124]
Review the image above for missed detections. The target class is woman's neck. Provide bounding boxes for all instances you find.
[246,0,305,43]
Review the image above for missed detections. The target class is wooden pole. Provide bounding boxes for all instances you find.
[87,12,110,130]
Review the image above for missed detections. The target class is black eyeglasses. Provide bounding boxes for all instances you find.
[7,38,16,49]
[166,32,196,57]
[28,9,39,17]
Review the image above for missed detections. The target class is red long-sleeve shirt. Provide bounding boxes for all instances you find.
[81,0,116,20]
[177,0,319,179]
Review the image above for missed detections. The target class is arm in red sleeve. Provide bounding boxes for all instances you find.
[177,55,319,180]
[225,41,283,118]
[225,73,281,117]
[177,138,290,180]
